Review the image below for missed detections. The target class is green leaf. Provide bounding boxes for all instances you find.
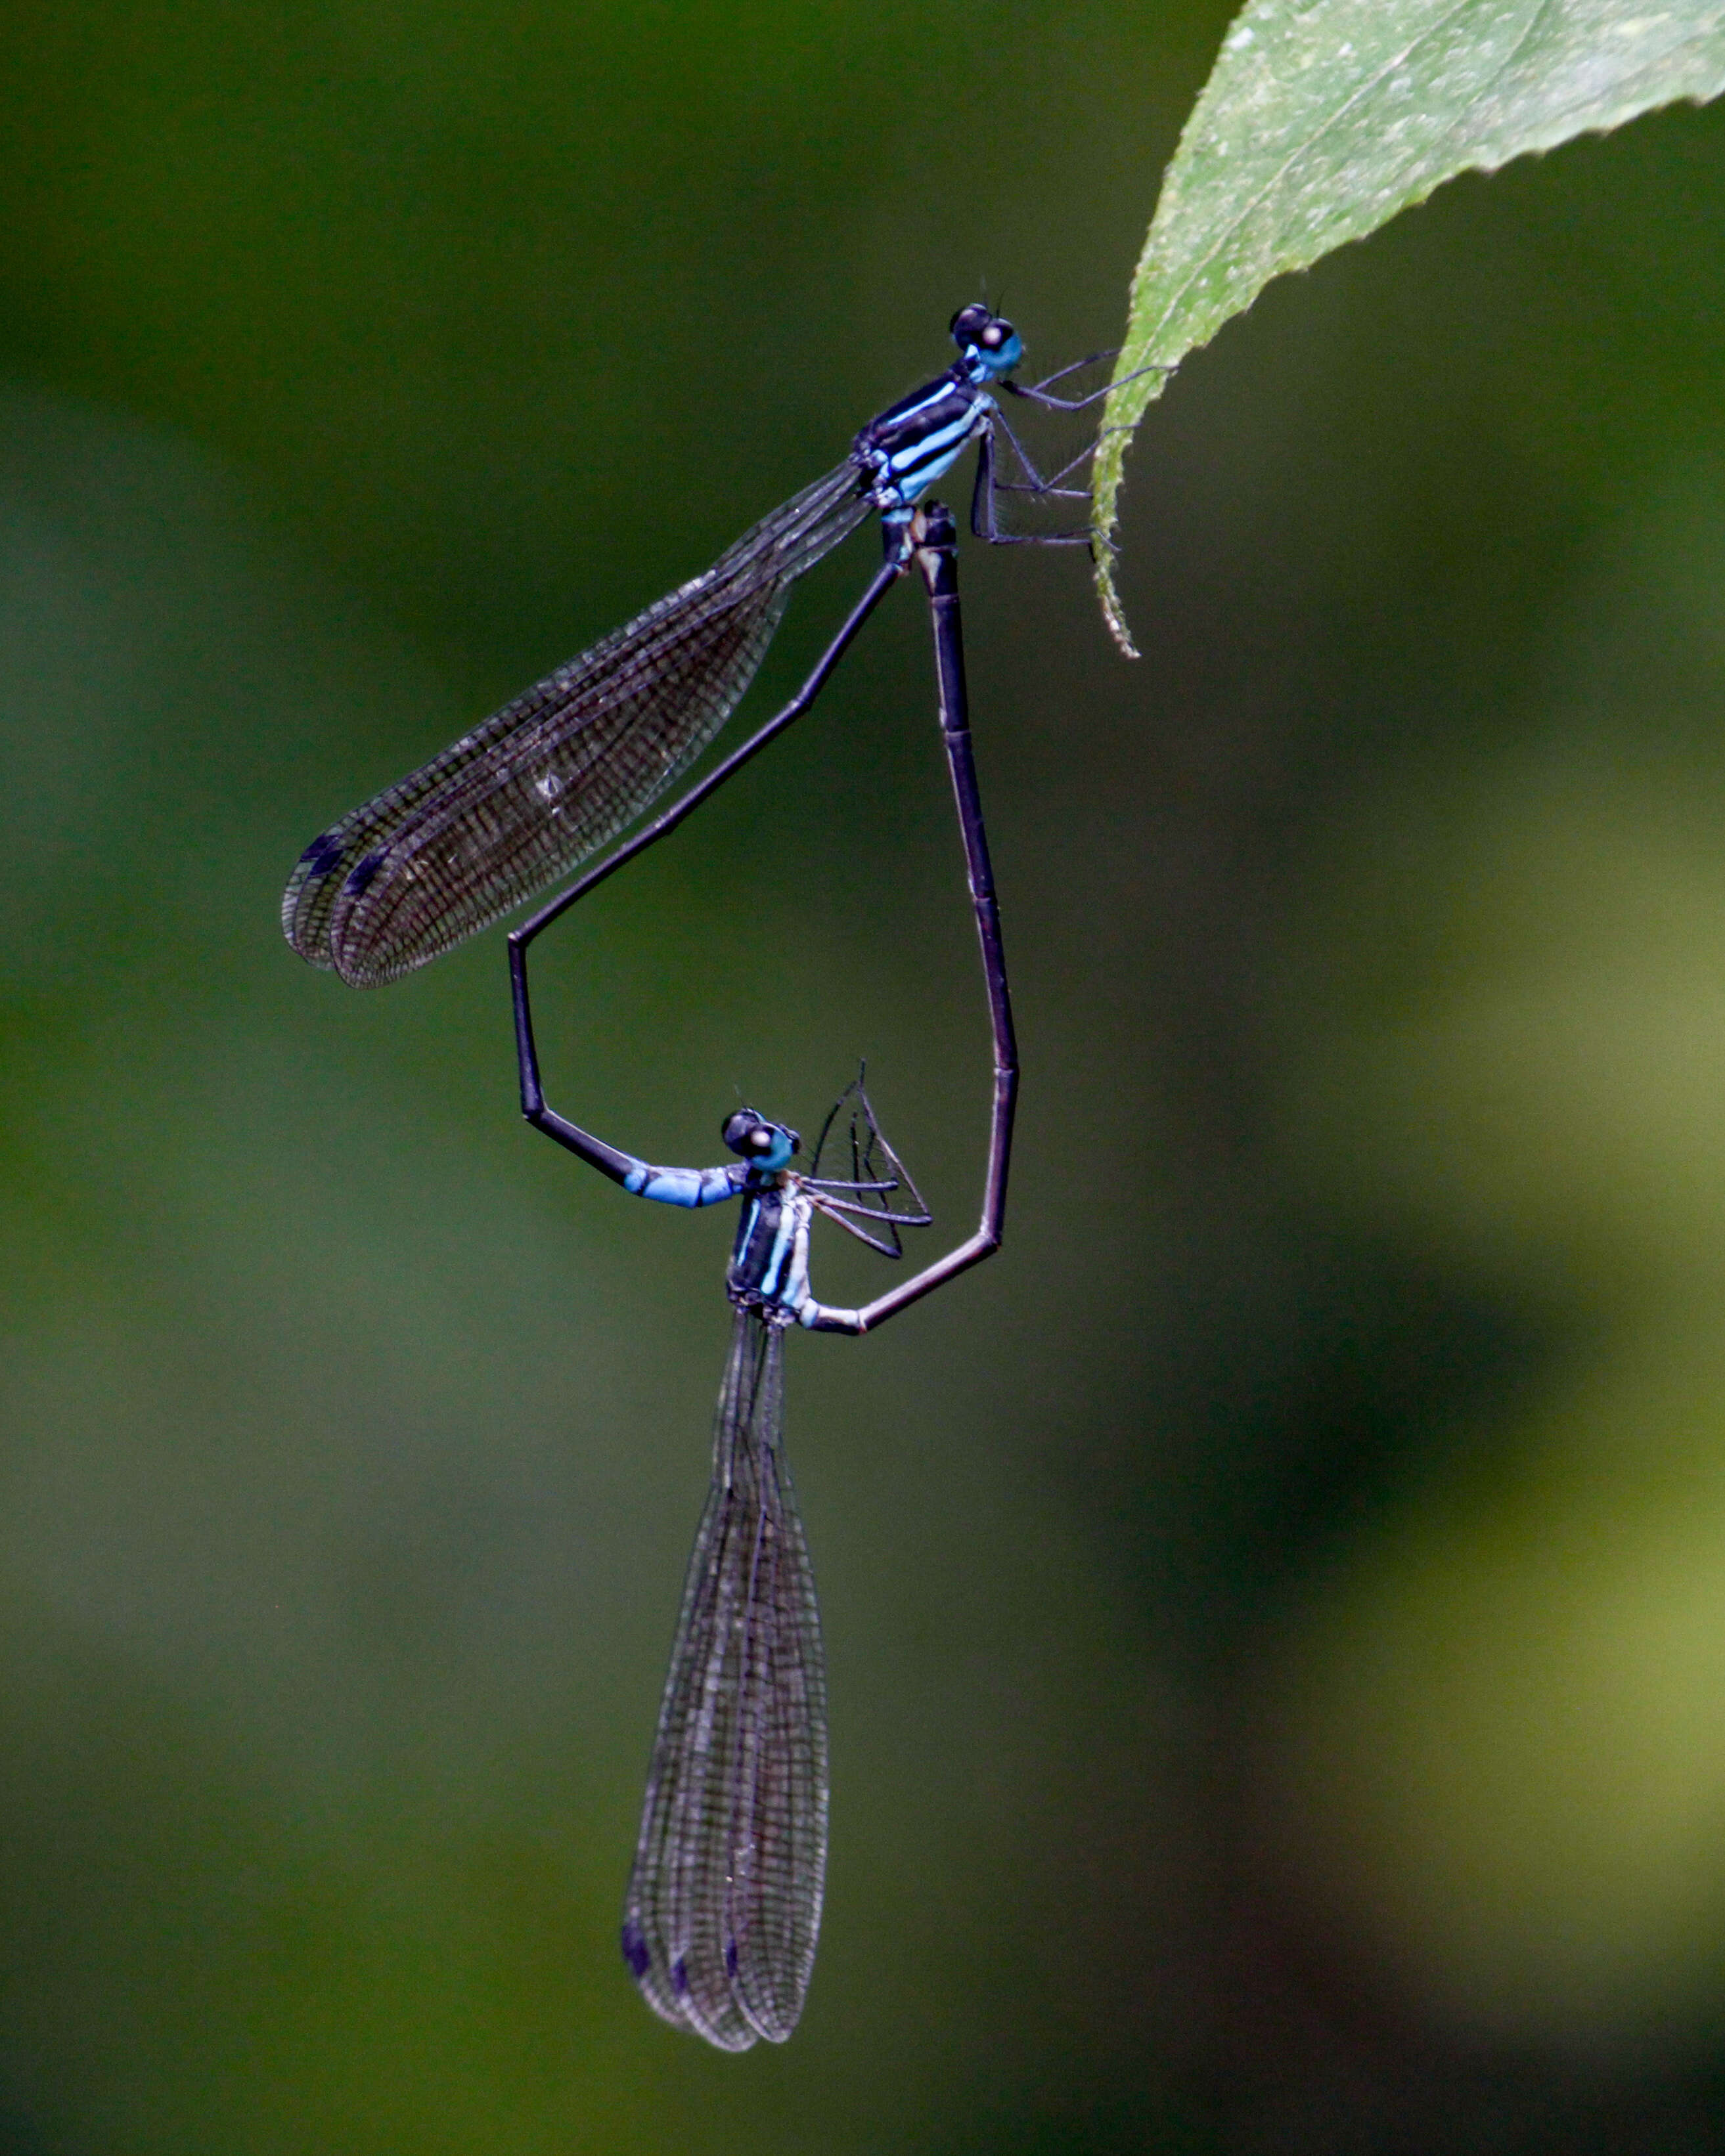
[1093,0,1725,654]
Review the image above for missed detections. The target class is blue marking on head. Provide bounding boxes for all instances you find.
[621,1921,650,1978]
[344,851,383,898]
[298,831,345,879]
[949,303,1023,384]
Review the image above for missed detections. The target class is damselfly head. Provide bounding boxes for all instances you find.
[722,1109,800,1171]
[949,304,1023,381]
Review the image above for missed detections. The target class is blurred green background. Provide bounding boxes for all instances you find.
[5,0,1725,2147]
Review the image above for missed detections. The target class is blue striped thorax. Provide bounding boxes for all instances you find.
[616,1107,827,1323]
[851,304,1025,529]
[717,1110,814,1317]
[727,1172,815,1318]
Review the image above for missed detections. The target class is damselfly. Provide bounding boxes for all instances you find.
[284,305,1138,988]
[509,506,1014,2046]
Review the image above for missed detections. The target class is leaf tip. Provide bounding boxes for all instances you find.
[1096,550,1141,659]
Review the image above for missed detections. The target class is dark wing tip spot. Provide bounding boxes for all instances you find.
[343,851,383,898]
[298,831,345,879]
[724,1937,740,1977]
[671,1955,690,1996]
[620,1922,651,1979]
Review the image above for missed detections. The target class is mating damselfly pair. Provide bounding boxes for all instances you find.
[284,306,1140,2048]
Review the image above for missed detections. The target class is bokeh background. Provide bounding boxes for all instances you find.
[3,1,1725,2148]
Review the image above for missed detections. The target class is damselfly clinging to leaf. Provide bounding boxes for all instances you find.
[508,506,1016,2046]
[283,305,1148,988]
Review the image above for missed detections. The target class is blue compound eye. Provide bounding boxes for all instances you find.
[721,1112,799,1164]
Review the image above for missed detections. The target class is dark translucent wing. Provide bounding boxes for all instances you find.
[284,463,870,986]
[621,1313,827,2050]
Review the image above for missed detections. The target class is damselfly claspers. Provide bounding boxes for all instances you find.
[284,305,1142,987]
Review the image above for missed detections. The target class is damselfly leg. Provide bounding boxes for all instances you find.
[1004,349,1169,412]
[973,357,1169,544]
